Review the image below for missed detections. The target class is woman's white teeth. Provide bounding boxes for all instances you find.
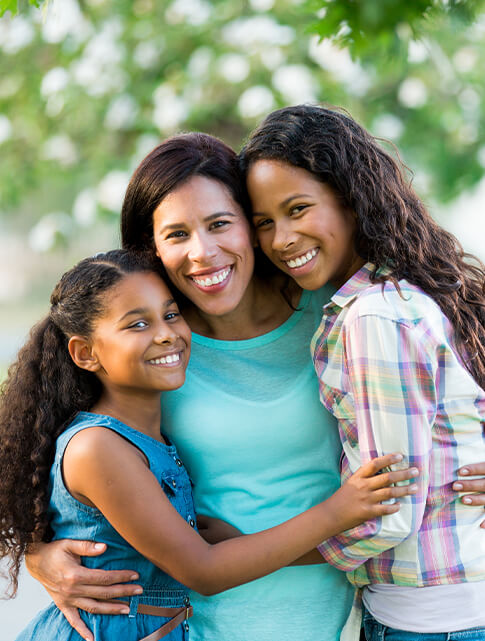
[193,268,231,287]
[286,249,317,269]
[150,353,180,365]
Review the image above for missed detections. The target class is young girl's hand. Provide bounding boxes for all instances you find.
[329,453,419,533]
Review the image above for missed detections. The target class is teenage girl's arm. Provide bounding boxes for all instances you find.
[63,426,417,597]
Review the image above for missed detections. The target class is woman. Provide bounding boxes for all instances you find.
[239,104,485,640]
[26,129,485,641]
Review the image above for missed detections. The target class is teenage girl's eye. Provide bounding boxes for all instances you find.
[165,230,187,240]
[164,311,180,321]
[289,205,308,216]
[253,218,273,229]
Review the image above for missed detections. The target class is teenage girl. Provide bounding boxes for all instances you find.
[0,249,417,641]
[239,104,485,641]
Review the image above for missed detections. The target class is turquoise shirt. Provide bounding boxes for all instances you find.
[162,287,354,641]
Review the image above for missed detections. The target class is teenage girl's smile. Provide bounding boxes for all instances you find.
[153,175,255,318]
[247,159,365,291]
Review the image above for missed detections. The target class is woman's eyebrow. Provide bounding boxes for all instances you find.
[159,211,238,232]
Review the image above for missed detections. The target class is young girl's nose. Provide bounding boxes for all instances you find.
[153,324,178,344]
[272,221,295,252]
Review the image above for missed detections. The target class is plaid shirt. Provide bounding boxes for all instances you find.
[313,263,485,588]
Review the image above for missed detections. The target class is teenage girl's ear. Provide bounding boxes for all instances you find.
[68,336,101,372]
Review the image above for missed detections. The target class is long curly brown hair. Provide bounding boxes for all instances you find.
[0,249,161,596]
[239,105,485,389]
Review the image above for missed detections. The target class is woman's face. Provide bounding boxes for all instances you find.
[246,160,365,291]
[153,175,255,317]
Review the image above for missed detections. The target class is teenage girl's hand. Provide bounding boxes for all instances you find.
[197,515,243,544]
[328,453,419,533]
[452,462,485,526]
[25,540,142,641]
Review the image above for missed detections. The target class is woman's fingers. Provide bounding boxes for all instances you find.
[49,604,93,641]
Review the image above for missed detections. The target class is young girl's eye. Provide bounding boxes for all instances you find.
[290,205,308,216]
[129,320,148,329]
[164,311,180,321]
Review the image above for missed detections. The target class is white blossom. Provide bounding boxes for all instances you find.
[97,171,130,212]
[218,54,250,84]
[238,86,274,119]
[105,94,138,130]
[41,68,70,98]
[42,135,78,166]
[165,0,212,26]
[28,213,73,252]
[152,85,188,132]
[73,189,97,226]
[223,17,294,49]
[398,77,428,109]
[308,37,370,96]
[272,65,316,103]
[0,115,13,145]
[0,16,34,54]
[372,114,404,140]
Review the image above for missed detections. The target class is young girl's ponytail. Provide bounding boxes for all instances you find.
[0,249,160,595]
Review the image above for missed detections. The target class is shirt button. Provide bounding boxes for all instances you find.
[171,479,177,488]
[188,517,195,528]
[175,458,183,467]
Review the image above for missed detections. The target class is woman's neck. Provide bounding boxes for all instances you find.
[184,274,302,341]
[91,390,163,442]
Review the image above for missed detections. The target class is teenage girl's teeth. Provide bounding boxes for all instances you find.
[149,353,180,365]
[286,249,317,269]
[193,268,231,288]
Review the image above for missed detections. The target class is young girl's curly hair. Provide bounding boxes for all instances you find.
[0,249,161,595]
[239,104,485,389]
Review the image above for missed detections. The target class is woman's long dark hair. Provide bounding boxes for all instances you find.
[239,105,485,388]
[0,249,160,595]
[121,132,280,290]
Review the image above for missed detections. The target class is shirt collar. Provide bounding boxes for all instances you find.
[324,262,391,312]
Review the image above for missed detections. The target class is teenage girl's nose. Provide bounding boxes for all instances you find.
[187,231,217,263]
[272,220,295,252]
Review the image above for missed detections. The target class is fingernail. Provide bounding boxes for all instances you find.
[134,587,143,594]
[410,468,419,476]
[93,543,105,550]
[409,484,418,492]
[460,468,470,476]
[392,454,403,462]
[130,574,139,580]
[463,497,472,504]
[121,608,130,614]
[453,483,463,490]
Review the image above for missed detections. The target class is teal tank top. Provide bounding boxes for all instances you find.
[162,286,354,641]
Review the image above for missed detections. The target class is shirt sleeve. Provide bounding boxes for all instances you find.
[317,313,438,572]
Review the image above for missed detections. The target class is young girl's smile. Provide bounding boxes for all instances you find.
[75,272,191,394]
[247,160,365,290]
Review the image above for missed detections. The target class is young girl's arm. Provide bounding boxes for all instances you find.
[64,426,417,596]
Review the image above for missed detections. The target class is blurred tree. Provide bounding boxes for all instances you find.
[0,0,484,251]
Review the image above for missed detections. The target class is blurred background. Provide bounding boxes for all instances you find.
[1,0,485,637]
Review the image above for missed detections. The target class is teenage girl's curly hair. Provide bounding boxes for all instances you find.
[239,104,485,389]
[0,249,162,595]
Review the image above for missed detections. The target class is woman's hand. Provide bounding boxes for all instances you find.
[452,462,485,527]
[197,515,243,544]
[25,540,142,641]
[332,453,419,532]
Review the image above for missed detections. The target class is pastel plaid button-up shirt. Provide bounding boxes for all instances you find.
[313,263,485,589]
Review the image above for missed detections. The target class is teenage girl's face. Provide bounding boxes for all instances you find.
[89,272,191,394]
[246,160,365,291]
[152,176,255,318]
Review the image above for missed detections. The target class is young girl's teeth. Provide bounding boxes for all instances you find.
[287,249,317,269]
[150,353,180,365]
[193,268,231,287]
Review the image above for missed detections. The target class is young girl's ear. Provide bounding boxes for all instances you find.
[68,336,101,372]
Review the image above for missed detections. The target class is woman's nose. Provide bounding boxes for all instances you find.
[187,233,217,262]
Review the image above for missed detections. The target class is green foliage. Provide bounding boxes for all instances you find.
[1,0,485,252]
[0,0,40,18]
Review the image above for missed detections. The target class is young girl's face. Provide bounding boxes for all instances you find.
[152,175,256,318]
[87,272,191,394]
[247,160,365,291]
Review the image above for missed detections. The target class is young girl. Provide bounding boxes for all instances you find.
[0,249,417,641]
[239,104,485,641]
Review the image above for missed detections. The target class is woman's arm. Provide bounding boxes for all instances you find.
[64,427,417,597]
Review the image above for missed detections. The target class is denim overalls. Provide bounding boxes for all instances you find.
[16,412,196,641]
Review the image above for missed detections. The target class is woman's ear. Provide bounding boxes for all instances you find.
[68,336,101,372]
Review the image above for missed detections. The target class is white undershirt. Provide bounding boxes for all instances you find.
[363,583,485,633]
